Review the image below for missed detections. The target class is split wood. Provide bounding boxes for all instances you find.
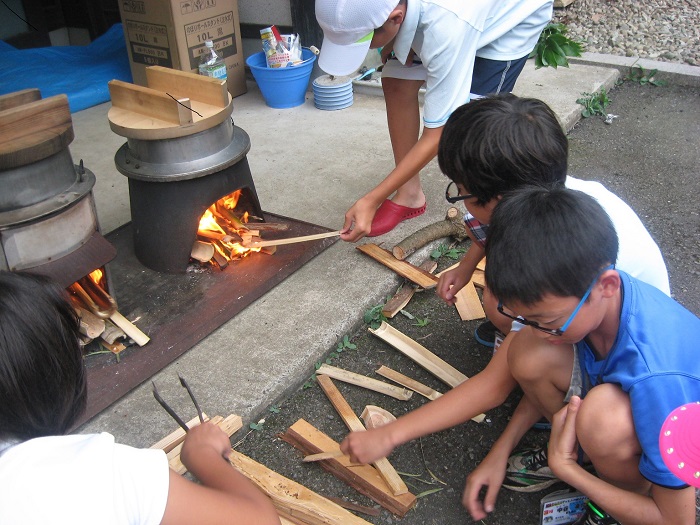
[361,405,396,429]
[382,259,438,318]
[281,418,417,517]
[370,324,485,423]
[317,375,409,496]
[242,230,341,248]
[375,365,443,401]
[392,207,467,260]
[110,310,150,347]
[356,244,439,289]
[166,415,242,474]
[454,281,486,321]
[315,364,413,401]
[302,450,348,462]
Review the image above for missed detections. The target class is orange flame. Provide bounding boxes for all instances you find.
[89,268,104,286]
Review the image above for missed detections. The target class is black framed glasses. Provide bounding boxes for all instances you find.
[445,181,476,204]
[497,264,615,336]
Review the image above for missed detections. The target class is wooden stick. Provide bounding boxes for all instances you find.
[315,364,413,401]
[228,447,372,525]
[375,365,443,401]
[356,244,439,289]
[145,66,228,108]
[370,322,467,388]
[303,450,347,462]
[74,306,105,340]
[242,230,341,248]
[325,497,381,517]
[471,268,486,289]
[281,419,416,517]
[382,259,437,318]
[454,281,486,321]
[316,375,409,496]
[150,414,210,453]
[392,207,467,260]
[109,311,150,347]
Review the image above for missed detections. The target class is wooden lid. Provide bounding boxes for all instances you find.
[0,91,74,170]
[107,66,233,140]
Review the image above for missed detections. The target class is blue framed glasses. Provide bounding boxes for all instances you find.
[497,264,615,336]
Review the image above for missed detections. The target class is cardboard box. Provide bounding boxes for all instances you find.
[117,0,246,98]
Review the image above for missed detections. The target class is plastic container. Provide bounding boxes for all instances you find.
[312,75,353,111]
[199,41,227,80]
[246,48,316,109]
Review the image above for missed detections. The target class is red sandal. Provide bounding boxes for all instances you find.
[368,199,427,237]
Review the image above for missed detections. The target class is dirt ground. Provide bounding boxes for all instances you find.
[235,80,700,524]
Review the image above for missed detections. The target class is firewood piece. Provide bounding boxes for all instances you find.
[75,306,105,339]
[356,244,439,289]
[145,66,228,108]
[302,450,348,462]
[197,230,241,244]
[68,282,111,319]
[361,405,396,429]
[212,249,229,270]
[100,340,126,354]
[370,322,467,388]
[326,497,381,517]
[281,419,417,517]
[213,203,249,231]
[471,268,486,289]
[109,311,150,347]
[382,260,438,318]
[435,262,459,278]
[476,257,486,271]
[168,415,244,474]
[315,364,413,401]
[228,447,373,525]
[108,79,193,125]
[78,275,118,316]
[316,375,409,496]
[191,240,215,262]
[247,222,290,232]
[100,319,126,344]
[454,281,486,321]
[375,365,443,401]
[392,207,467,260]
[260,246,277,256]
[150,414,210,453]
[243,230,342,248]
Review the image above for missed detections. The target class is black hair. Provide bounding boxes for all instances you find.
[485,186,618,305]
[0,271,86,441]
[437,94,568,204]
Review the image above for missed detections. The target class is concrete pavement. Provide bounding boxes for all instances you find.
[72,56,692,448]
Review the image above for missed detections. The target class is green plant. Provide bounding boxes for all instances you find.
[364,303,388,329]
[576,89,611,118]
[337,334,356,352]
[624,65,666,86]
[430,244,466,261]
[414,317,430,327]
[268,405,281,414]
[530,23,583,69]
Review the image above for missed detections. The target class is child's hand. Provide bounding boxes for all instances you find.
[462,451,507,521]
[548,396,581,480]
[340,197,377,242]
[181,422,232,463]
[340,427,395,464]
[437,265,472,305]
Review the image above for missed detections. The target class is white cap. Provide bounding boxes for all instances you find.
[315,0,399,76]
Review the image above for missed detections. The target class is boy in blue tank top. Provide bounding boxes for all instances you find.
[484,186,700,524]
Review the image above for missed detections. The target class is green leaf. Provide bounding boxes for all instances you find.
[269,405,281,413]
[416,487,444,498]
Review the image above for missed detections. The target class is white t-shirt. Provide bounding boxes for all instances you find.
[565,176,670,296]
[392,0,553,127]
[0,433,169,525]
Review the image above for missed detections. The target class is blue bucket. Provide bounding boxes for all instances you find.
[246,48,316,109]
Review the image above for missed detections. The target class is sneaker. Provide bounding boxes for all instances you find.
[572,500,621,525]
[503,445,559,492]
[474,320,497,347]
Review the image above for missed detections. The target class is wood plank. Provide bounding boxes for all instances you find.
[228,448,372,525]
[281,419,417,517]
[375,365,443,401]
[0,94,73,168]
[168,415,243,474]
[110,310,151,347]
[454,281,486,321]
[382,260,437,318]
[303,450,347,462]
[146,65,228,108]
[369,322,467,388]
[476,257,486,271]
[150,413,210,453]
[471,268,486,289]
[316,375,409,496]
[108,79,193,125]
[0,88,41,111]
[316,364,413,401]
[243,230,342,248]
[356,244,439,289]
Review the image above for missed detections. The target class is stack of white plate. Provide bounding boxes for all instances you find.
[312,75,353,110]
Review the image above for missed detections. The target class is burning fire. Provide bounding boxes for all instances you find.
[89,268,104,286]
[196,190,262,267]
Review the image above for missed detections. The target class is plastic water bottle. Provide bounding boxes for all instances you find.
[199,41,227,80]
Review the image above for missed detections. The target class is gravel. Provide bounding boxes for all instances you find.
[551,0,700,66]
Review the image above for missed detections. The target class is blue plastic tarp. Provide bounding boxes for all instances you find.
[0,24,132,113]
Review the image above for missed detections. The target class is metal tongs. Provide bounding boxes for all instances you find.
[152,374,204,432]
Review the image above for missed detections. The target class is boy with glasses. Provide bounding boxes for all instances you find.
[338,94,672,521]
[482,186,699,524]
[315,0,553,239]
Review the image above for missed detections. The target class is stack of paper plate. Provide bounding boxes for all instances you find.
[312,75,353,111]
